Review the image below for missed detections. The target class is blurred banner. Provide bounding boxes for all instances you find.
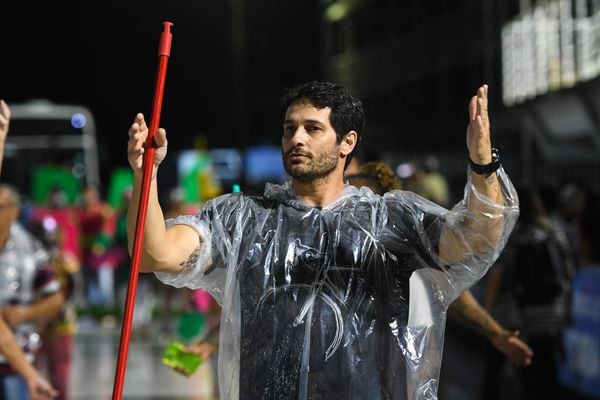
[559,267,600,398]
[502,0,600,105]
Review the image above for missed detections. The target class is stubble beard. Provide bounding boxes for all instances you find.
[283,147,340,183]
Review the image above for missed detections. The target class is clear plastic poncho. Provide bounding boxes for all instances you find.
[156,166,519,400]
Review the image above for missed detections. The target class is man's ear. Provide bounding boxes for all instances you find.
[340,131,358,156]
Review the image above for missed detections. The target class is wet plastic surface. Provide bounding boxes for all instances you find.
[156,167,519,399]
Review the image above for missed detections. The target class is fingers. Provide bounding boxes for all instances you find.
[469,84,489,121]
[506,333,534,366]
[184,342,213,359]
[198,348,213,360]
[0,99,10,120]
[135,112,146,129]
[173,366,191,377]
[128,114,167,147]
[128,113,147,141]
[40,384,59,398]
[128,113,168,170]
[483,84,489,110]
[477,84,489,119]
[469,96,477,121]
[0,100,10,134]
[476,90,485,118]
[37,386,58,399]
[155,128,168,147]
[127,114,147,169]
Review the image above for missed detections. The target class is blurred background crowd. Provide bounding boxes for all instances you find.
[2,0,600,399]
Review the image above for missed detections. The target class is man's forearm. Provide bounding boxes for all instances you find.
[127,170,170,271]
[449,291,504,339]
[465,170,506,254]
[28,292,64,321]
[470,171,503,205]
[0,317,40,380]
[439,169,508,264]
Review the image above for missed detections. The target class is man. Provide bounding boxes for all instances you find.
[126,82,519,399]
[0,102,59,400]
[0,184,64,400]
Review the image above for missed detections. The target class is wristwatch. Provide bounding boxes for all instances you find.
[469,148,500,175]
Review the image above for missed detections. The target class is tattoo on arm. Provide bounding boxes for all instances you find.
[179,244,202,269]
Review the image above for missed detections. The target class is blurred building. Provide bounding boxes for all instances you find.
[319,0,600,190]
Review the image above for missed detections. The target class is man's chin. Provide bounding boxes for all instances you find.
[285,165,310,181]
[286,168,304,179]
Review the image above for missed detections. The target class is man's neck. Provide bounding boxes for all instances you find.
[291,172,346,208]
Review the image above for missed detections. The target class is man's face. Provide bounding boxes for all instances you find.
[282,101,342,182]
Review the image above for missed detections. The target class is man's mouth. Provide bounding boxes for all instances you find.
[286,149,311,159]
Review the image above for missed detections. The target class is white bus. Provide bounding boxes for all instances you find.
[3,99,100,204]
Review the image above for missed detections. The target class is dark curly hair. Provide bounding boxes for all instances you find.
[346,161,402,195]
[281,81,365,168]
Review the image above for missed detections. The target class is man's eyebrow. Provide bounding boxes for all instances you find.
[283,119,325,125]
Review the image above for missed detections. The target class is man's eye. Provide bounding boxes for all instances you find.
[306,126,320,132]
[284,126,295,134]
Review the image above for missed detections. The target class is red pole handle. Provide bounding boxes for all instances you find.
[112,21,173,400]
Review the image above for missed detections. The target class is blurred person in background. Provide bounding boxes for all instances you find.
[483,185,574,400]
[31,187,81,269]
[344,160,402,193]
[578,188,600,269]
[555,182,587,271]
[112,187,134,324]
[31,187,83,315]
[78,184,118,308]
[28,218,79,400]
[539,182,583,272]
[126,82,519,399]
[400,155,450,208]
[182,301,221,398]
[0,184,64,400]
[559,187,600,399]
[0,101,58,400]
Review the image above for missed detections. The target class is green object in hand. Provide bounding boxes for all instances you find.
[162,340,202,376]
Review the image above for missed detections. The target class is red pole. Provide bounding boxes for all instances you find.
[112,21,173,400]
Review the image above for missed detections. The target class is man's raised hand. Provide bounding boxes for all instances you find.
[466,85,492,165]
[127,113,168,174]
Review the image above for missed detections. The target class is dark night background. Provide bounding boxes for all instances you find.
[2,2,600,399]
[3,0,600,195]
[2,0,321,184]
[2,1,518,186]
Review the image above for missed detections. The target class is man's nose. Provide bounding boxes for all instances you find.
[289,127,308,146]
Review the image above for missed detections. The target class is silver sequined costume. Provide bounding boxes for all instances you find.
[0,222,60,368]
